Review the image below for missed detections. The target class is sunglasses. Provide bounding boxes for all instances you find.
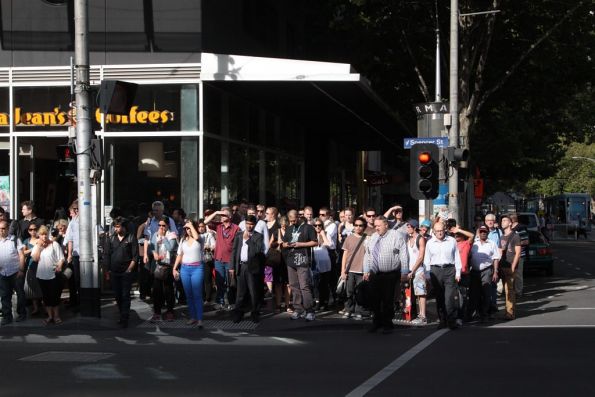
[366,214,375,217]
[158,224,168,227]
[29,227,37,231]
[319,213,327,216]
[314,224,323,227]
[354,224,365,227]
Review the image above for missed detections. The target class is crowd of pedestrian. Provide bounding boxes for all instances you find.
[0,199,528,332]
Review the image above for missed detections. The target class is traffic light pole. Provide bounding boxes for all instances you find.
[75,0,100,317]
[448,0,460,222]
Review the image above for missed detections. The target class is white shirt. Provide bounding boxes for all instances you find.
[424,235,462,278]
[323,220,337,250]
[33,241,65,280]
[240,234,251,262]
[470,239,501,271]
[177,239,202,264]
[239,220,270,254]
[65,215,80,256]
[0,236,23,276]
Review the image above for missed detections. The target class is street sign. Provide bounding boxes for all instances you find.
[404,137,449,149]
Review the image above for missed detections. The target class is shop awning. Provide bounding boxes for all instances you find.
[200,53,407,150]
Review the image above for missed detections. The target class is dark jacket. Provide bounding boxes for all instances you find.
[231,231,265,275]
[105,232,138,273]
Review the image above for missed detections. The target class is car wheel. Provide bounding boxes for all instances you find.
[545,262,554,276]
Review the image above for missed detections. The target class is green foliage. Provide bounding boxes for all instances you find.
[525,142,595,196]
[318,0,594,194]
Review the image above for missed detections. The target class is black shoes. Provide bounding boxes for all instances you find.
[251,312,260,323]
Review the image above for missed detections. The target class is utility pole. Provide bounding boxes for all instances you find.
[75,0,100,317]
[448,0,459,222]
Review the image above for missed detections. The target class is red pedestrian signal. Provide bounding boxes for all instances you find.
[57,144,76,163]
[410,143,439,200]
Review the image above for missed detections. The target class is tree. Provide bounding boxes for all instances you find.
[315,0,594,190]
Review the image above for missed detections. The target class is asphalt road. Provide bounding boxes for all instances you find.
[1,239,593,397]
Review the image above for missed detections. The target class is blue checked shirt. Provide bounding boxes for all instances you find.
[363,229,409,274]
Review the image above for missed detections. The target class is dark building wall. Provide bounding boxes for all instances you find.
[0,0,202,67]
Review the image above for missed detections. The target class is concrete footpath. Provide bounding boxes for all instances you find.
[0,292,436,333]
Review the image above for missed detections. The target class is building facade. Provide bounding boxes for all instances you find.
[0,0,405,222]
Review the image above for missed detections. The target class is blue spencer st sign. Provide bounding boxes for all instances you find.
[404,137,449,149]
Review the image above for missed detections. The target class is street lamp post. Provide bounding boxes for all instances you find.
[74,0,100,317]
[448,0,459,223]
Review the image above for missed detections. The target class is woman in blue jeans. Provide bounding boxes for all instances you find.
[173,220,204,328]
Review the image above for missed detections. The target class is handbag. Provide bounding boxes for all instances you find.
[153,264,171,280]
[24,267,43,299]
[336,234,366,297]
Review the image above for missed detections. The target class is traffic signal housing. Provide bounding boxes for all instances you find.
[410,143,439,200]
[99,80,138,115]
[56,144,76,162]
[56,143,76,177]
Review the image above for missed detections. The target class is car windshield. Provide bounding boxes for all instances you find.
[519,215,538,229]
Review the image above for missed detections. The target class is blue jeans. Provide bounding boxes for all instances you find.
[180,264,204,321]
[214,261,233,305]
[0,272,26,320]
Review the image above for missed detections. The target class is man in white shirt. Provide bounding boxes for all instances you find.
[424,221,462,329]
[468,225,501,322]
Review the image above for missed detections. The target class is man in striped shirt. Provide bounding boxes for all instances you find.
[363,216,408,333]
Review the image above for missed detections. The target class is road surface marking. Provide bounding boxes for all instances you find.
[146,367,177,380]
[491,325,595,329]
[586,272,592,276]
[575,267,581,271]
[567,308,595,310]
[73,363,129,380]
[270,336,304,345]
[345,329,448,397]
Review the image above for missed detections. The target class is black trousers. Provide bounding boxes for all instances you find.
[430,265,457,325]
[317,271,334,307]
[345,272,363,314]
[369,271,399,327]
[468,268,493,320]
[138,264,153,299]
[152,268,175,314]
[111,271,133,320]
[234,265,261,315]
[68,255,80,307]
[203,260,214,302]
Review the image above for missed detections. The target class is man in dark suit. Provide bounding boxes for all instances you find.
[230,215,266,323]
